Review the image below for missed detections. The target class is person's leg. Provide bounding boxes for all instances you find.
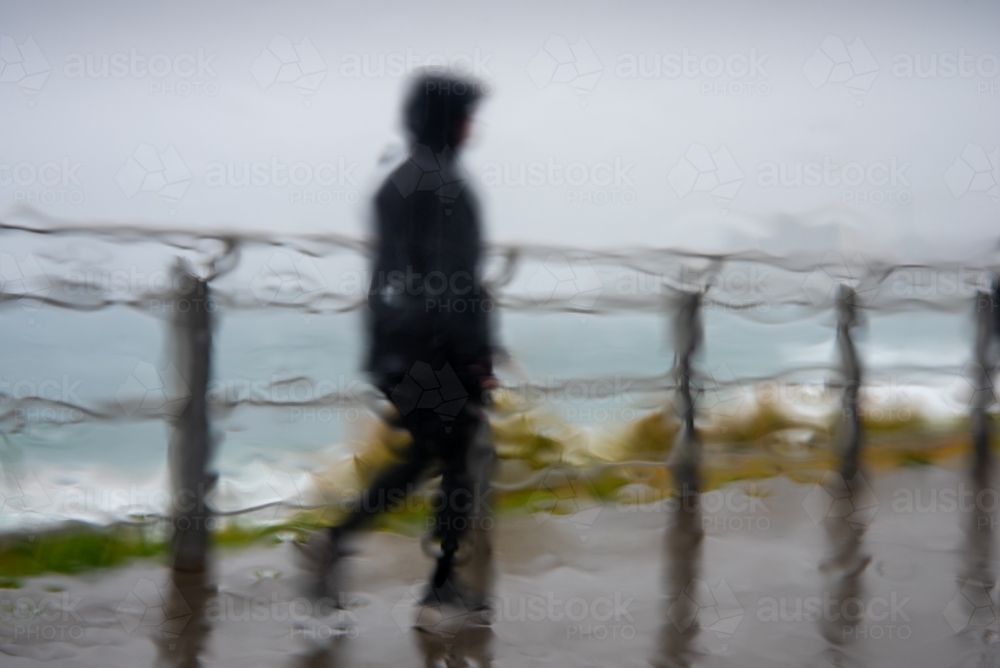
[428,405,482,589]
[299,411,431,599]
[334,427,430,536]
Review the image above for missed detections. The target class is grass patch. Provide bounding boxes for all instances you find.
[0,523,164,578]
[3,400,995,580]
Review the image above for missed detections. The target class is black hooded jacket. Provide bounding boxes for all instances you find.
[364,75,492,389]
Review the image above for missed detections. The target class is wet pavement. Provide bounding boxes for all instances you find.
[1,461,997,667]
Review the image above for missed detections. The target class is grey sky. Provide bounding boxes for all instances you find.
[2,0,997,262]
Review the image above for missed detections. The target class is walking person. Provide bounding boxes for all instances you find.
[299,71,495,604]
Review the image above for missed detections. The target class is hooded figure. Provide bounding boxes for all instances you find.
[366,73,493,399]
[304,72,493,603]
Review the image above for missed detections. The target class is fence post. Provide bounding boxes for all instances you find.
[658,289,705,665]
[971,288,996,469]
[169,264,216,572]
[668,291,703,493]
[836,284,863,479]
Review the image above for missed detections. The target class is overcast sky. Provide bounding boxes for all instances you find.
[2,0,998,262]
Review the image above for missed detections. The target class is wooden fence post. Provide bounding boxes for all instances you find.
[169,264,216,572]
[836,284,863,479]
[668,291,703,493]
[971,288,996,469]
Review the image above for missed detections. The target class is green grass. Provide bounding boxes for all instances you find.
[0,524,164,578]
[2,402,996,580]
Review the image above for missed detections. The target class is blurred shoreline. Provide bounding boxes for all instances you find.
[0,395,992,580]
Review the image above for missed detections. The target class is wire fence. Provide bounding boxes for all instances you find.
[0,212,996,567]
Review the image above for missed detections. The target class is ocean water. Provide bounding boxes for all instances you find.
[0,250,980,533]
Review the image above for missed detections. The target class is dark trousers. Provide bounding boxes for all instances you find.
[335,394,483,587]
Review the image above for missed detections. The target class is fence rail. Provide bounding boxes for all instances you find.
[0,213,996,570]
